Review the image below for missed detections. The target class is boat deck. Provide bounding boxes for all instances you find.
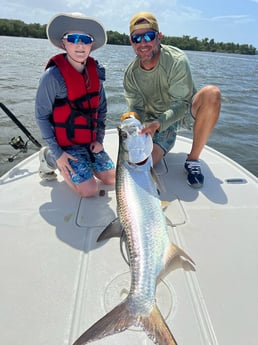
[0,130,257,345]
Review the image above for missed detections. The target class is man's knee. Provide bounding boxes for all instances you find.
[193,85,221,113]
[203,85,221,104]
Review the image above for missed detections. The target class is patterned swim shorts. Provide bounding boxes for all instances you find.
[65,146,115,184]
[153,107,195,155]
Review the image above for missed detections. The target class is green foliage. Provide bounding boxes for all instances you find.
[0,18,47,38]
[0,18,256,55]
[107,30,130,45]
[162,34,257,55]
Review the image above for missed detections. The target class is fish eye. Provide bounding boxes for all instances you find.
[121,131,128,140]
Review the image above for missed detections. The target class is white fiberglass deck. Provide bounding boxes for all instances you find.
[0,130,257,345]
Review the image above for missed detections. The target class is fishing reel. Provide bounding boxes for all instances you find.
[8,135,28,162]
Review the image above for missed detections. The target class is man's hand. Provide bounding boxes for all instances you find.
[140,120,160,137]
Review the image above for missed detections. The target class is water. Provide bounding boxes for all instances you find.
[0,36,258,177]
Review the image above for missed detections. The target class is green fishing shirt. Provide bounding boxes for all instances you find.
[123,44,197,132]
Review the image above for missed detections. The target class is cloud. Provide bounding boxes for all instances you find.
[211,14,254,24]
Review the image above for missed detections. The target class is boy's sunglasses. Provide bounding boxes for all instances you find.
[131,31,158,44]
[63,33,94,45]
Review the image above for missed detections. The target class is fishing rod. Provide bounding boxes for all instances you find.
[0,102,42,162]
[0,102,42,148]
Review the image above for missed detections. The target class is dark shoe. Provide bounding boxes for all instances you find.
[184,160,204,188]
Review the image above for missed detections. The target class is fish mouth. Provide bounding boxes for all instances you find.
[135,157,149,165]
[128,156,150,166]
[126,144,152,165]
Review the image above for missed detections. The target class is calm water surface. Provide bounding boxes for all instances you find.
[0,36,257,177]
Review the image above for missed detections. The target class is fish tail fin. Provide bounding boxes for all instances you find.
[140,304,178,345]
[72,299,135,345]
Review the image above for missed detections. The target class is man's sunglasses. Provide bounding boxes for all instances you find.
[131,31,158,44]
[63,33,94,45]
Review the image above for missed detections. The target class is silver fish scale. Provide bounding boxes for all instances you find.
[116,158,171,315]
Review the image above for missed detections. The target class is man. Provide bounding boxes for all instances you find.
[124,12,221,188]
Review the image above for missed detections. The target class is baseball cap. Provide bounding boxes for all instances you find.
[129,12,159,34]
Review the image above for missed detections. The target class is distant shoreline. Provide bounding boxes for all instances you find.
[0,18,257,55]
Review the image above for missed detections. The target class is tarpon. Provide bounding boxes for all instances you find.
[72,112,194,345]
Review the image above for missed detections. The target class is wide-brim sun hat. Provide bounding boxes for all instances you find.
[47,12,107,51]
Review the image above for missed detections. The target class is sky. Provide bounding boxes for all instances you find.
[2,0,258,48]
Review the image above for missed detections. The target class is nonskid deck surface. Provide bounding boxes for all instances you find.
[0,130,257,344]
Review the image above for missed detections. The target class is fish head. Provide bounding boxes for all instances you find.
[118,112,153,164]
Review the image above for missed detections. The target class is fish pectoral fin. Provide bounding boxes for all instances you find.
[72,300,135,345]
[97,217,123,242]
[140,304,178,345]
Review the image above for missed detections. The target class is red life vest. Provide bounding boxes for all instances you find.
[46,54,100,146]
